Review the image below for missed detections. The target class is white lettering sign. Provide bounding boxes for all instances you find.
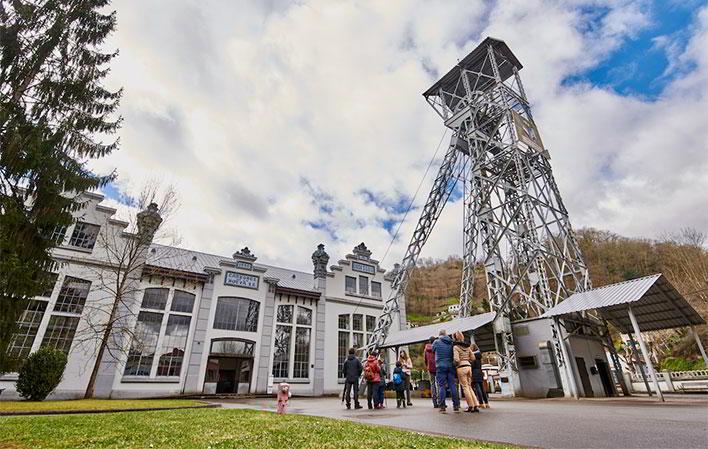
[352,262,375,274]
[224,271,259,289]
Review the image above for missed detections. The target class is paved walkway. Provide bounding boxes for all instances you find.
[212,395,708,449]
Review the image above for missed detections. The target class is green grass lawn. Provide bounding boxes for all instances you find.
[0,398,203,413]
[0,408,520,449]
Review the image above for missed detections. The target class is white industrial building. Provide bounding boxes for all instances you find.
[0,193,403,399]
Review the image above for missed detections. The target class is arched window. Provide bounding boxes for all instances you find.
[213,297,260,332]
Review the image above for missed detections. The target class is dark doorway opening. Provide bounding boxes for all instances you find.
[575,357,594,398]
[204,338,255,395]
[595,359,615,397]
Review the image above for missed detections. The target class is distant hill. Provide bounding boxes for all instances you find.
[404,227,708,364]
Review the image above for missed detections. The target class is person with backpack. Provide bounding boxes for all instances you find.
[424,336,438,407]
[363,352,381,409]
[432,329,460,413]
[341,347,363,410]
[453,331,480,413]
[399,350,413,407]
[393,361,407,408]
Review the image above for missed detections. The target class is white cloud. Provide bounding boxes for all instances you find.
[91,0,708,273]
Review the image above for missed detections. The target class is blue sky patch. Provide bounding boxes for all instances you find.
[565,1,699,99]
[102,182,136,207]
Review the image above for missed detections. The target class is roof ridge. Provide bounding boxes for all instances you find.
[589,273,662,291]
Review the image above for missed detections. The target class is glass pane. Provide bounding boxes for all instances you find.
[366,315,376,332]
[171,290,195,313]
[371,281,382,298]
[124,311,163,376]
[68,222,100,249]
[213,297,260,331]
[277,305,293,324]
[272,325,292,378]
[141,288,169,310]
[41,315,80,354]
[338,314,349,330]
[157,315,191,376]
[337,331,349,378]
[359,276,369,296]
[352,314,363,331]
[54,276,91,314]
[293,327,311,378]
[345,276,357,294]
[353,332,364,350]
[41,273,59,298]
[296,306,312,326]
[210,339,254,356]
[8,300,47,359]
[205,358,220,382]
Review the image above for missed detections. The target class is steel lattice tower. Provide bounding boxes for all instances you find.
[366,37,591,393]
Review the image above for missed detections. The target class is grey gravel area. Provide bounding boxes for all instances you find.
[211,394,708,449]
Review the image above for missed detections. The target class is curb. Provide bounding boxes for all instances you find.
[0,402,220,417]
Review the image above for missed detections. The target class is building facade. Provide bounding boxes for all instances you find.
[0,193,402,399]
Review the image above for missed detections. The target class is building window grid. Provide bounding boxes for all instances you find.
[8,300,48,359]
[358,276,369,296]
[67,222,101,250]
[371,281,382,299]
[345,276,357,294]
[273,304,312,379]
[49,225,68,244]
[53,276,91,314]
[125,288,195,378]
[41,315,80,354]
[213,297,260,332]
[337,313,377,378]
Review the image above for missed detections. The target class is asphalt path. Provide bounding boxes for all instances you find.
[213,395,708,449]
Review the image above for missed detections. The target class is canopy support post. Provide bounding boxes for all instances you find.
[555,318,579,399]
[628,333,651,396]
[628,306,664,402]
[690,326,708,366]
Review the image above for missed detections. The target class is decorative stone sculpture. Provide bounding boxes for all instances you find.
[353,242,371,259]
[311,243,330,279]
[233,247,257,261]
[136,203,162,244]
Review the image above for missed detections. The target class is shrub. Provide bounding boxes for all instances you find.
[660,356,705,372]
[16,347,68,401]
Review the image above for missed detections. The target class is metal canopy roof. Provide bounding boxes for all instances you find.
[423,37,522,98]
[380,311,497,352]
[541,274,705,333]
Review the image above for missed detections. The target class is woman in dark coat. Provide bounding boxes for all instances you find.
[471,343,489,408]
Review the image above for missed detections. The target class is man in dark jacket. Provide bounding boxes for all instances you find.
[432,330,460,412]
[341,347,363,409]
[424,336,438,407]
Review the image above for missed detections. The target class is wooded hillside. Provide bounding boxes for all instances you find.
[405,227,708,363]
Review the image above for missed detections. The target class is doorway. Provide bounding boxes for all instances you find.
[595,359,615,397]
[575,357,594,398]
[203,338,255,395]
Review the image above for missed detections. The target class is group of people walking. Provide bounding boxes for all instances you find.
[341,329,489,414]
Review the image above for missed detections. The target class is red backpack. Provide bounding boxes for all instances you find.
[363,361,375,381]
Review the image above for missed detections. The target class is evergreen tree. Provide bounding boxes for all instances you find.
[0,0,121,373]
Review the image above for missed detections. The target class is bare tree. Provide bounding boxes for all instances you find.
[77,182,180,398]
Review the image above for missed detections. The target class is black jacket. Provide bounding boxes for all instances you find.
[341,354,363,382]
[471,349,484,382]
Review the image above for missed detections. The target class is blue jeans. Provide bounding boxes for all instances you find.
[436,366,459,409]
[377,382,385,406]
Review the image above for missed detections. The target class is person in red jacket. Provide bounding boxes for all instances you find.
[424,336,438,408]
[363,352,382,409]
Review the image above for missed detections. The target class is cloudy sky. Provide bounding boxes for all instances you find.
[91,0,708,272]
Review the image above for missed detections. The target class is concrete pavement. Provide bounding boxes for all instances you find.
[212,395,708,449]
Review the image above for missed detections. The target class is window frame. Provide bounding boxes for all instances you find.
[67,221,101,250]
[272,304,313,380]
[212,297,260,332]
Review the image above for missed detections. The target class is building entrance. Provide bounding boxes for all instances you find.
[203,338,255,395]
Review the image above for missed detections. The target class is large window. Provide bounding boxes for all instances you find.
[213,297,259,332]
[41,273,59,298]
[157,314,191,376]
[272,304,312,379]
[337,313,378,377]
[8,300,47,359]
[68,222,100,250]
[358,276,369,296]
[124,311,162,376]
[53,276,91,314]
[41,315,80,354]
[124,287,197,378]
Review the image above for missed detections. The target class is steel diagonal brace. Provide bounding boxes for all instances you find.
[365,137,463,355]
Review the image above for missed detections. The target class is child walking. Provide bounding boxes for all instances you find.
[393,361,406,408]
[276,382,291,414]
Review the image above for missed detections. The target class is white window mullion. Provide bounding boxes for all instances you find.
[149,306,170,378]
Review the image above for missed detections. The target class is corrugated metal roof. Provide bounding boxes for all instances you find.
[146,244,317,293]
[381,312,496,350]
[541,274,705,333]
